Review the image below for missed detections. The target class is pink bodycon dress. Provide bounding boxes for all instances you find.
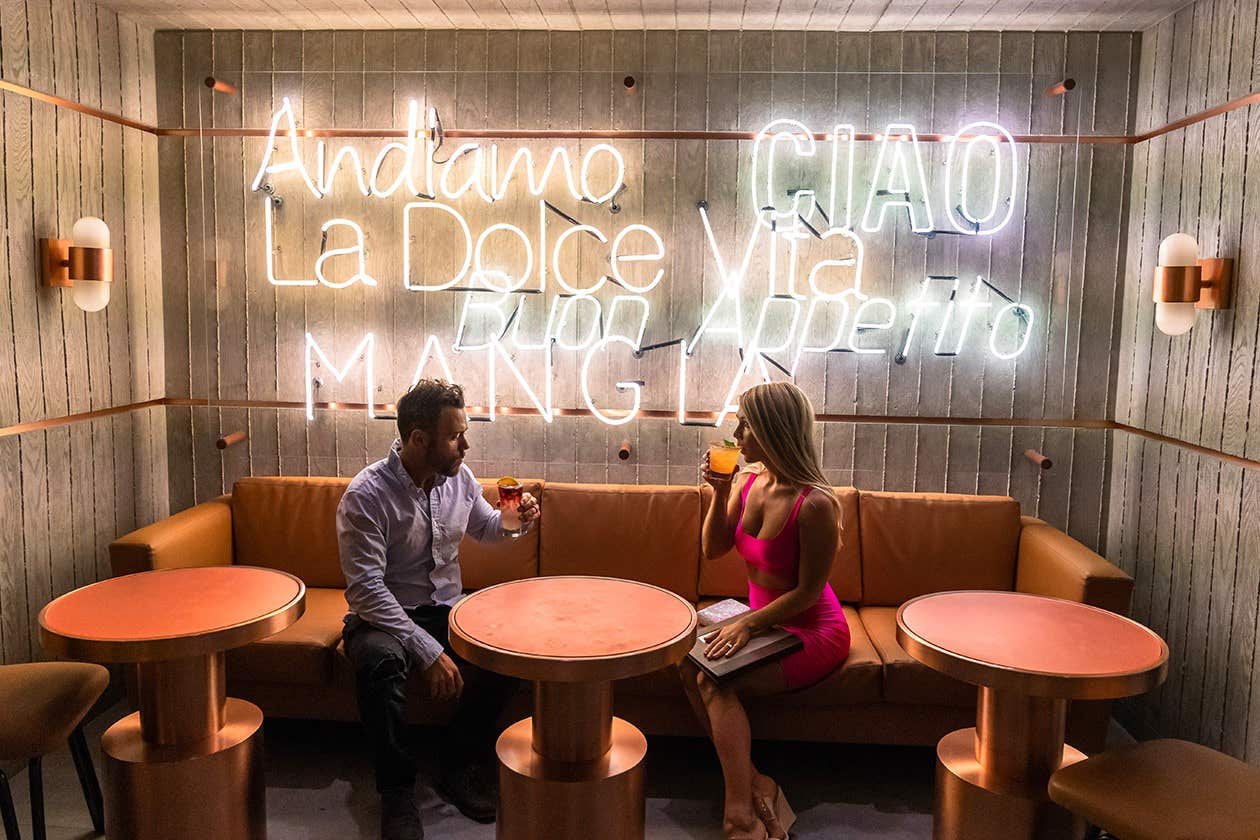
[734,472,851,689]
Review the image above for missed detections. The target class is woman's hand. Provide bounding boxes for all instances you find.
[702,617,753,659]
[700,451,735,492]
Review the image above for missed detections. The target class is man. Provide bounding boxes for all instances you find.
[337,379,539,840]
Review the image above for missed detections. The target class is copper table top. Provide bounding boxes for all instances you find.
[449,576,698,683]
[896,590,1168,700]
[40,566,306,663]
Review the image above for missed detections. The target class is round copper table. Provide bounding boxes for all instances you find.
[39,566,306,840]
[896,590,1168,840]
[449,575,697,840]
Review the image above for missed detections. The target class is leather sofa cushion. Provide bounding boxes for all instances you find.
[770,606,882,706]
[859,606,975,707]
[227,588,347,685]
[539,483,701,601]
[233,477,351,588]
[859,491,1020,606]
[698,485,862,603]
[460,480,541,590]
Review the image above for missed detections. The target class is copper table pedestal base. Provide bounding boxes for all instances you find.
[102,697,266,839]
[934,727,1086,840]
[496,715,647,840]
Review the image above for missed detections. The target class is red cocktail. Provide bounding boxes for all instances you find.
[498,476,524,538]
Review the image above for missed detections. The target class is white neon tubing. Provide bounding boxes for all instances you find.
[439,142,494,203]
[716,354,772,427]
[751,119,816,230]
[847,297,897,354]
[826,125,856,231]
[989,303,1035,360]
[945,121,1019,236]
[305,332,375,420]
[790,292,859,375]
[472,223,533,293]
[690,205,769,354]
[409,334,456,386]
[316,142,370,197]
[488,340,554,423]
[610,224,666,293]
[677,340,691,424]
[314,218,377,289]
[860,123,933,234]
[580,144,626,204]
[580,336,643,426]
[605,295,651,350]
[899,275,957,359]
[263,194,315,286]
[552,224,609,296]
[552,295,603,351]
[806,227,864,299]
[939,277,992,356]
[402,201,472,291]
[454,293,513,352]
[509,295,560,351]
[490,145,583,202]
[251,97,323,199]
[749,296,803,356]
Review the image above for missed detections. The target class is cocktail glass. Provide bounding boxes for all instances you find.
[498,477,525,538]
[708,441,741,476]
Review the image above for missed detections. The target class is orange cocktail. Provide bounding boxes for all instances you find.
[708,441,741,476]
[498,476,524,537]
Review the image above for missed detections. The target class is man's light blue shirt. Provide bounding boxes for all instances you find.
[336,440,504,669]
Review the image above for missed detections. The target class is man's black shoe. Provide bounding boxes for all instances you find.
[434,763,497,824]
[381,788,424,840]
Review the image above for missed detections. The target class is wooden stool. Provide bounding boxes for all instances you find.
[1048,739,1260,840]
[0,662,110,840]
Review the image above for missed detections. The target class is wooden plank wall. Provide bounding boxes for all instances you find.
[155,29,1135,553]
[1108,0,1260,764]
[0,0,166,665]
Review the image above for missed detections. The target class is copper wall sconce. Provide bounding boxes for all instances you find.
[1153,233,1233,335]
[40,217,114,312]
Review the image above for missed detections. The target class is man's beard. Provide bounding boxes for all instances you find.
[431,453,462,476]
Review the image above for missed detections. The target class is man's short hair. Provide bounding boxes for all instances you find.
[396,379,464,442]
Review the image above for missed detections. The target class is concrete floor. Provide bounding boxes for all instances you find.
[4,703,939,839]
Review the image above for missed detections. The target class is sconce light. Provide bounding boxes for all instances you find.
[1153,233,1232,336]
[39,217,114,312]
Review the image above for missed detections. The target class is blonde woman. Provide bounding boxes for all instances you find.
[682,382,850,840]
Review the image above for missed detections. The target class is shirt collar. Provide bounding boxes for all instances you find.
[388,439,448,494]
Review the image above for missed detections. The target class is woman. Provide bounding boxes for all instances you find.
[681,382,851,840]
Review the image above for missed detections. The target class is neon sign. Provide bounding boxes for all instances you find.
[249,106,1035,426]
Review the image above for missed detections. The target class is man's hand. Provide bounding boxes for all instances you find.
[421,653,464,701]
[519,491,540,526]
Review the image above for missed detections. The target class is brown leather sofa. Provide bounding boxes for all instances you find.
[109,477,1133,753]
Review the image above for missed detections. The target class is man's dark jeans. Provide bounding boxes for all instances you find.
[343,604,517,794]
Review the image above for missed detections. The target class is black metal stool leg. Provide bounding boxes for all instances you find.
[0,769,19,840]
[68,728,104,834]
[27,758,43,840]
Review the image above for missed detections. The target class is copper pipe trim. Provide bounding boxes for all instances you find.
[205,77,238,95]
[0,78,157,134]
[1024,449,1053,470]
[216,430,248,450]
[1044,79,1076,98]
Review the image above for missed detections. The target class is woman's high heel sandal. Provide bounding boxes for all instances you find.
[753,783,796,840]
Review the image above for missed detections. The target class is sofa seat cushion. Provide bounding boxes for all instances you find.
[765,606,881,707]
[227,588,347,686]
[859,606,975,707]
[858,491,1021,606]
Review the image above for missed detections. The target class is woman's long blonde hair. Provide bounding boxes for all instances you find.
[739,382,835,500]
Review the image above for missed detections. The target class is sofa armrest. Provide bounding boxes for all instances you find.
[1015,516,1133,616]
[109,496,234,577]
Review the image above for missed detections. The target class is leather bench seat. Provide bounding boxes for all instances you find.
[859,606,976,707]
[227,588,348,686]
[111,475,1134,751]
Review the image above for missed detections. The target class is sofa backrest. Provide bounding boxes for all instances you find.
[698,485,862,602]
[858,491,1021,606]
[538,483,702,601]
[233,476,351,588]
[230,475,540,590]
